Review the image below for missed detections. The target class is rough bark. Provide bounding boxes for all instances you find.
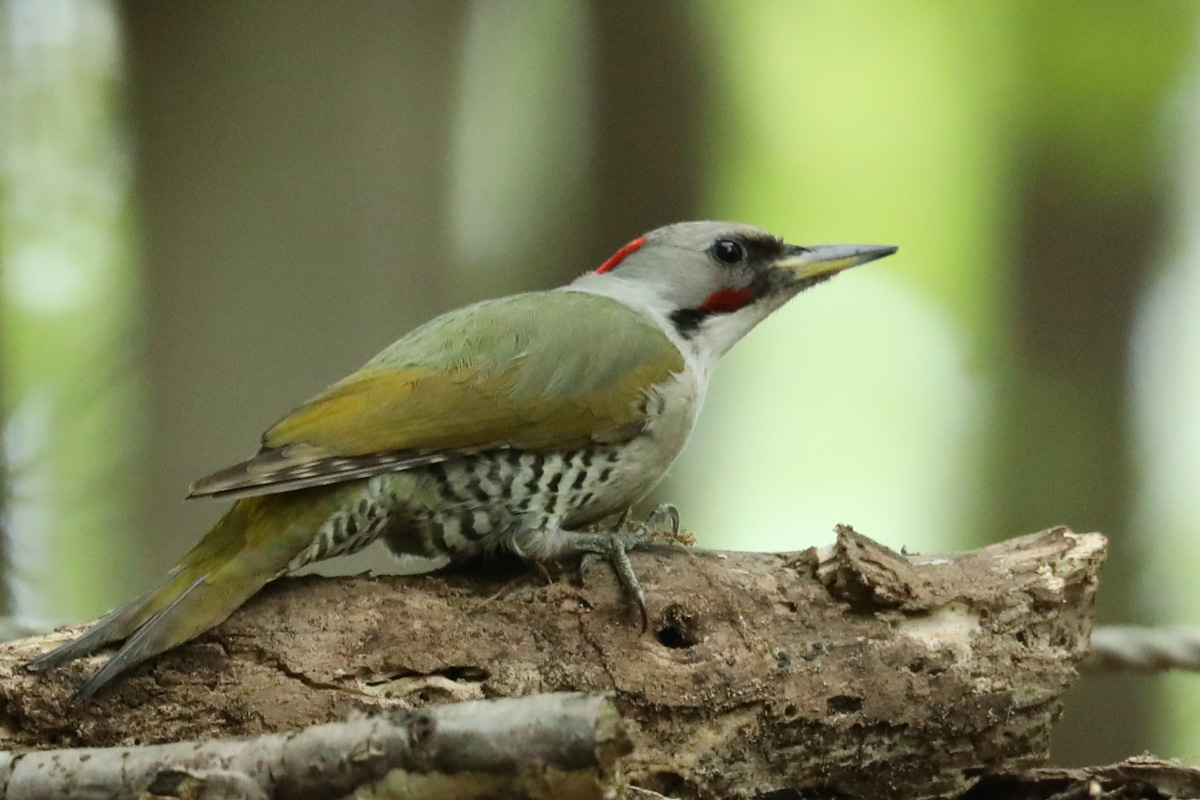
[0,526,1104,799]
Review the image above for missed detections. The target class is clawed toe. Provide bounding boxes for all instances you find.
[562,504,686,633]
[646,502,680,535]
[572,532,648,632]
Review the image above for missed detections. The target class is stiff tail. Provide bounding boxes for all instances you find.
[24,494,322,697]
[22,585,164,673]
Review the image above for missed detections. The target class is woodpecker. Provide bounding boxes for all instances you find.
[27,220,895,695]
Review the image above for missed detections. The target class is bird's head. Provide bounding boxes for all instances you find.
[571,220,897,359]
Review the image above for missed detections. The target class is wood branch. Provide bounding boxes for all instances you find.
[968,757,1200,800]
[0,526,1105,799]
[0,692,626,800]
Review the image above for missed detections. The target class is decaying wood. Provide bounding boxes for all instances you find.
[0,692,626,800]
[0,526,1105,799]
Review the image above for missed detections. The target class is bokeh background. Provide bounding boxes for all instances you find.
[4,0,1200,765]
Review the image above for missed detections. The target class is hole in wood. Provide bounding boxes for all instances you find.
[827,694,863,714]
[656,603,701,649]
[640,769,692,796]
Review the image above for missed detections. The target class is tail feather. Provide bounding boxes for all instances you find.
[23,491,333,696]
[24,586,161,672]
[76,575,210,697]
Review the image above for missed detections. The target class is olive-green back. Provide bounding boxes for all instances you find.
[190,291,685,498]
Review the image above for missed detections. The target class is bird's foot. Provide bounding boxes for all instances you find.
[573,503,682,632]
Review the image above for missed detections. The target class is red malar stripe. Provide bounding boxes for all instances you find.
[594,236,646,274]
[700,286,754,313]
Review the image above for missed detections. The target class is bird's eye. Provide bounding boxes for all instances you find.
[711,238,746,265]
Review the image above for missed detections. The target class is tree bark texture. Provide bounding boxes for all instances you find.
[0,526,1105,799]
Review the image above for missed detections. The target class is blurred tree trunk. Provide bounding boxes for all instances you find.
[990,3,1198,766]
[586,0,709,265]
[119,2,469,582]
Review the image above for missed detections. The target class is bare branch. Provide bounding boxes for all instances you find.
[1086,625,1200,672]
[967,756,1200,800]
[0,692,626,800]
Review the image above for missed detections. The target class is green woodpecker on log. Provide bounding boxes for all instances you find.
[26,221,896,696]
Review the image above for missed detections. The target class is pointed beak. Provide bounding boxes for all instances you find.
[775,243,898,281]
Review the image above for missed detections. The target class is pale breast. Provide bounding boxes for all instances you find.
[565,367,705,524]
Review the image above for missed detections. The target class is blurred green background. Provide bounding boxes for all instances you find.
[4,0,1200,766]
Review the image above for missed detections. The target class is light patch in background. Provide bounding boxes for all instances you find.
[3,0,124,317]
[4,0,119,61]
[670,0,1009,555]
[450,0,594,291]
[1131,31,1200,760]
[675,272,978,553]
[4,245,107,313]
[1,0,144,623]
[2,392,54,626]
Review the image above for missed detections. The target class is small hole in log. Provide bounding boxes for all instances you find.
[784,704,798,718]
[827,695,863,714]
[641,770,691,795]
[656,603,701,649]
[657,626,694,649]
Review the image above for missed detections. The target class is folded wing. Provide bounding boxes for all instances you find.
[188,292,684,500]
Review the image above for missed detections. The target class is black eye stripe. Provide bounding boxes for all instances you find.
[709,234,785,266]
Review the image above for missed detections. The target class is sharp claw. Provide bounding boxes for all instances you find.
[649,503,680,535]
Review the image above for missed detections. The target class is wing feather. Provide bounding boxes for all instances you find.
[189,292,683,499]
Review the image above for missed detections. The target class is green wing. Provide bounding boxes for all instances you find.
[189,291,685,499]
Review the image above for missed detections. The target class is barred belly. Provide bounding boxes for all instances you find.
[283,476,402,572]
[410,447,629,555]
[284,443,653,575]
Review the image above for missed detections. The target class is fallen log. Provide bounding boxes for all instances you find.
[0,526,1105,799]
